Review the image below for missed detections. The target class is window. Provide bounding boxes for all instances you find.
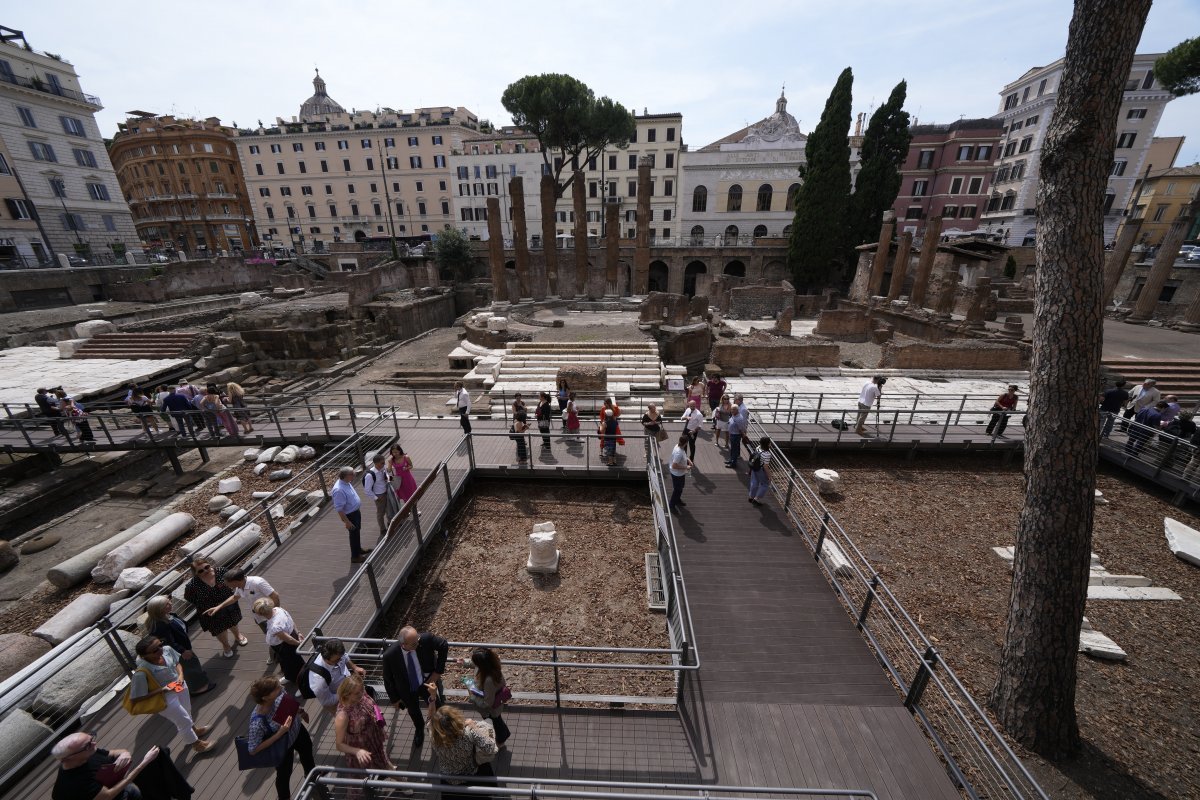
[1018,136,1033,153]
[608,155,617,171]
[440,201,449,215]
[286,206,296,218]
[941,206,958,218]
[415,181,423,191]
[62,212,86,230]
[30,142,58,162]
[1127,108,1147,120]
[301,186,313,196]
[320,160,329,172]
[664,209,673,222]
[1010,162,1025,181]
[486,183,497,195]
[1003,142,1018,157]
[342,158,351,171]
[328,204,337,217]
[917,150,934,169]
[337,140,349,150]
[299,161,307,173]
[360,138,371,149]
[432,135,442,145]
[1000,193,1016,211]
[665,153,674,168]
[49,177,66,197]
[957,145,972,161]
[975,145,992,161]
[373,202,382,216]
[407,136,419,146]
[484,165,497,179]
[1004,93,1019,110]
[434,155,445,168]
[386,156,398,170]
[693,185,708,213]
[624,209,635,223]
[249,145,260,155]
[949,177,963,195]
[588,181,598,198]
[1037,78,1048,97]
[266,207,275,219]
[629,128,637,143]
[1025,115,1039,127]
[667,127,676,142]
[60,116,86,136]
[1111,160,1127,177]
[6,198,33,219]
[410,156,422,168]
[1010,121,1023,132]
[256,164,264,176]
[1142,71,1155,90]
[293,142,304,152]
[347,184,356,194]
[370,182,378,192]
[1152,204,1168,222]
[986,195,1001,213]
[17,106,36,127]
[417,202,427,216]
[307,205,317,218]
[270,144,282,154]
[365,158,374,171]
[279,187,292,196]
[1022,86,1031,102]
[259,187,271,197]
[350,203,359,215]
[457,166,469,180]
[473,183,483,196]
[628,154,637,170]
[628,180,637,197]
[959,206,977,219]
[727,184,745,212]
[276,163,285,174]
[1117,132,1137,149]
[102,214,117,231]
[647,128,656,143]
[665,179,673,197]
[905,206,922,220]
[912,180,928,197]
[315,141,326,151]
[967,177,982,194]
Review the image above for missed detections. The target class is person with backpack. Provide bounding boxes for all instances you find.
[303,638,368,714]
[747,436,774,506]
[363,454,392,538]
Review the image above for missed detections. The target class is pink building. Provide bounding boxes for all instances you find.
[891,119,1002,238]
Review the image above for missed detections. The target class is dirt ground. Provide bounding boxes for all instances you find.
[379,480,674,702]
[809,452,1200,800]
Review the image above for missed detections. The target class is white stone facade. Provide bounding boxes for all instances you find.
[447,134,545,242]
[0,34,138,262]
[980,53,1174,246]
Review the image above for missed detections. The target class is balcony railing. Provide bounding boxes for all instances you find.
[0,72,100,107]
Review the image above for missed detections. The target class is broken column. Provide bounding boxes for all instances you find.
[486,197,507,304]
[526,522,560,574]
[866,213,895,298]
[886,232,914,303]
[934,271,961,319]
[573,168,589,298]
[909,215,942,308]
[606,202,620,296]
[1127,201,1196,322]
[1102,216,1143,307]
[540,174,559,296]
[812,469,841,496]
[510,175,537,298]
[91,512,195,583]
[33,592,131,646]
[964,277,992,330]
[634,157,652,294]
[47,509,176,589]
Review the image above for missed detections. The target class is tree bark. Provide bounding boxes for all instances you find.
[1101,216,1142,307]
[989,0,1151,760]
[540,175,559,297]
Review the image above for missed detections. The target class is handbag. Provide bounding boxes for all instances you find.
[122,669,168,716]
[473,718,497,765]
[371,698,386,730]
[654,427,668,443]
[234,724,289,770]
[493,684,512,709]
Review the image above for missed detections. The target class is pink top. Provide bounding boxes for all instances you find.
[391,456,418,502]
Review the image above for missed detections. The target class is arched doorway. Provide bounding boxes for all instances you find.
[752,225,768,239]
[1021,227,1037,246]
[763,260,787,282]
[684,260,707,297]
[723,225,739,246]
[353,229,368,242]
[724,260,746,278]
[648,260,669,293]
[689,225,705,246]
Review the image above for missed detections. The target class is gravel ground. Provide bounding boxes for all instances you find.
[379,480,673,703]
[809,452,1200,800]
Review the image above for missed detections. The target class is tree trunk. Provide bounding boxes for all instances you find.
[989,0,1151,760]
[540,175,559,296]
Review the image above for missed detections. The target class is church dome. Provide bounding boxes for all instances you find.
[299,69,345,119]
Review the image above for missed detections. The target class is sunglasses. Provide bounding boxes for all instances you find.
[70,736,97,757]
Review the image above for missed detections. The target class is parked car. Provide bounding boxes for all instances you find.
[66,255,88,267]
[1187,250,1200,263]
[148,253,170,263]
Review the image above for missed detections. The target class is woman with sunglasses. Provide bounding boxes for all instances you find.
[186,555,247,658]
[130,635,214,754]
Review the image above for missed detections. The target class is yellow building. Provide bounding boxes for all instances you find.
[1132,164,1200,246]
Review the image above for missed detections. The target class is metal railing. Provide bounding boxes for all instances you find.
[301,431,698,706]
[1099,411,1200,494]
[0,413,396,794]
[295,767,881,800]
[747,417,1048,800]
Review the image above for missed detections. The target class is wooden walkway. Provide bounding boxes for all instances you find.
[8,424,959,800]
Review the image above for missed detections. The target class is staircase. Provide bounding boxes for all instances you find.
[71,332,199,360]
[1101,358,1200,404]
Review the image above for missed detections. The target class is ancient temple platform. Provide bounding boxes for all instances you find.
[0,346,191,408]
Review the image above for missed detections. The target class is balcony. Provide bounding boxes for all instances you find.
[0,72,100,107]
[206,192,237,200]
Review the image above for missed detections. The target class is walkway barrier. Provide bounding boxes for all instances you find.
[0,413,397,794]
[294,767,881,800]
[1098,411,1200,501]
[302,431,699,707]
[748,419,1048,800]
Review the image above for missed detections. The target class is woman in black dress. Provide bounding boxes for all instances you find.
[184,555,247,658]
[535,392,553,450]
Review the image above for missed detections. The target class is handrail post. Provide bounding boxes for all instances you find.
[955,394,967,425]
[784,478,794,511]
[392,405,401,438]
[412,500,424,546]
[18,420,36,448]
[95,414,115,446]
[271,407,285,439]
[261,499,283,545]
[910,393,919,424]
[887,411,899,443]
[939,411,952,444]
[814,392,824,424]
[317,468,330,499]
[1155,437,1178,478]
[365,561,383,608]
[815,511,829,560]
[349,406,358,433]
[443,462,453,500]
[466,433,476,471]
[789,392,797,442]
[552,645,561,707]
[857,574,880,630]
[903,645,939,710]
[413,389,420,420]
[320,404,331,438]
[98,616,135,671]
[372,389,382,416]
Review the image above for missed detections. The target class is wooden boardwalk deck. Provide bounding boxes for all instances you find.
[8,423,959,800]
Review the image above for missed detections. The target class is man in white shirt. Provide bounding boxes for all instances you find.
[668,434,693,514]
[453,381,472,434]
[363,453,392,537]
[221,568,281,664]
[309,638,367,714]
[855,376,886,436]
[680,401,704,460]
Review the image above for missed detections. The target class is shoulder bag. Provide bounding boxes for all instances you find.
[122,668,168,716]
[235,714,289,770]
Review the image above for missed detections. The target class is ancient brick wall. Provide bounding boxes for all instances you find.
[727,284,795,319]
[104,258,274,303]
[711,334,840,374]
[640,291,691,325]
[878,338,1027,370]
[813,309,872,342]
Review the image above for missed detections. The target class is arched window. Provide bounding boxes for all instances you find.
[689,225,705,245]
[724,224,739,244]
[786,183,801,211]
[756,184,773,212]
[727,185,742,212]
[692,186,707,213]
[753,224,768,238]
[782,224,792,237]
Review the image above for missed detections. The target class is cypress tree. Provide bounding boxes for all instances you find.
[847,81,912,256]
[787,67,853,293]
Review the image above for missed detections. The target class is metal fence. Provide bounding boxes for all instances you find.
[0,413,396,793]
[1098,411,1200,498]
[747,418,1048,800]
[301,431,698,707]
[295,767,881,800]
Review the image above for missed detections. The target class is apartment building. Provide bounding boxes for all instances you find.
[0,25,137,263]
[0,133,39,266]
[891,118,1003,238]
[448,128,544,241]
[108,113,254,254]
[235,71,482,251]
[1131,164,1200,246]
[981,53,1174,245]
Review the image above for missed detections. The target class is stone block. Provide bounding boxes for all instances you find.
[0,710,53,776]
[179,525,226,557]
[297,445,317,460]
[1086,586,1181,601]
[557,365,607,393]
[269,469,292,481]
[239,292,262,305]
[812,469,841,496]
[813,309,872,342]
[91,512,195,583]
[73,320,115,339]
[251,491,272,499]
[218,477,242,493]
[0,634,52,682]
[254,463,269,476]
[46,510,175,590]
[207,495,231,512]
[878,338,1026,370]
[19,534,60,555]
[0,541,17,573]
[256,447,280,463]
[218,504,242,520]
[33,591,130,645]
[56,338,90,358]
[1164,517,1200,567]
[113,567,156,591]
[273,445,300,464]
[711,333,839,375]
[31,630,140,719]
[1078,620,1127,661]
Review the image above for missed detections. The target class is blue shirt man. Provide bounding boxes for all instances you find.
[726,401,748,469]
[331,467,369,562]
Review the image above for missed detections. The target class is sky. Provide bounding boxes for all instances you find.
[7,0,1200,164]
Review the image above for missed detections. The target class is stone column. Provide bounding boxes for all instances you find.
[934,271,960,318]
[634,157,652,294]
[540,174,559,297]
[964,277,991,330]
[1180,284,1200,332]
[885,232,914,303]
[909,216,942,308]
[510,176,536,299]
[866,214,895,298]
[572,169,589,298]
[1127,201,1197,323]
[1102,217,1142,308]
[486,197,507,304]
[605,202,619,296]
